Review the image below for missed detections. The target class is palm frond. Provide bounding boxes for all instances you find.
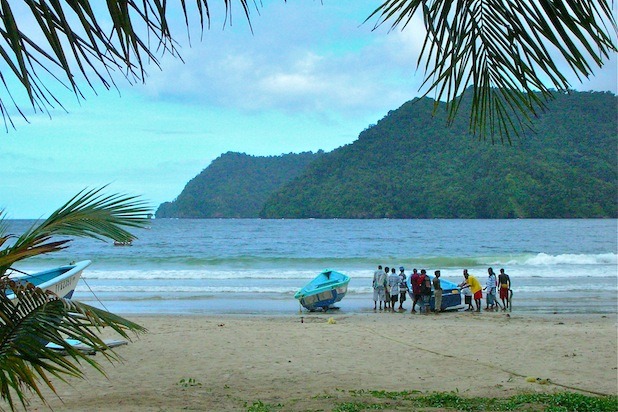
[0,0,261,127]
[0,186,152,275]
[0,211,11,250]
[368,0,617,142]
[0,279,146,411]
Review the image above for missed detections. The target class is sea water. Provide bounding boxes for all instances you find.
[6,219,617,315]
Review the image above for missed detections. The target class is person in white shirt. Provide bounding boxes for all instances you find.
[372,265,386,310]
[388,267,400,312]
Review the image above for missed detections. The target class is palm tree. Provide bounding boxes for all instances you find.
[0,186,150,411]
[0,1,615,141]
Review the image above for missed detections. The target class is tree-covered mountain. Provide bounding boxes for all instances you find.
[156,151,323,218]
[260,91,617,218]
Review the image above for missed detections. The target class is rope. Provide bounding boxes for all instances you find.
[359,324,612,397]
[6,267,29,276]
[6,264,113,314]
[80,277,110,312]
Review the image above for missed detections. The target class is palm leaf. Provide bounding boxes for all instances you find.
[368,0,617,142]
[0,187,151,409]
[0,1,260,127]
[0,279,146,411]
[0,186,152,275]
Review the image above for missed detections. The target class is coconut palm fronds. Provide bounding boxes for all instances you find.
[368,0,617,142]
[0,186,151,276]
[0,279,147,411]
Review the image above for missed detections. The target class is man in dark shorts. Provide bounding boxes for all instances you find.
[498,268,511,311]
[388,267,400,312]
[410,268,421,313]
[418,269,432,314]
[397,267,408,311]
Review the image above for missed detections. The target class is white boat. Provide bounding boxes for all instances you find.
[6,260,90,300]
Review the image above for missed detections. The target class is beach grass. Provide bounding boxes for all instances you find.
[246,391,618,411]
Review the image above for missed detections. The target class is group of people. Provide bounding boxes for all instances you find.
[459,267,512,312]
[371,265,443,314]
[372,265,511,313]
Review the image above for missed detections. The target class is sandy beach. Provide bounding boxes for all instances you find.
[26,311,617,411]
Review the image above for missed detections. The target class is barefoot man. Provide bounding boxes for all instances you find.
[463,269,482,312]
[498,268,511,310]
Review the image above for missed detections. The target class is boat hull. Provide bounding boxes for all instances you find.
[295,270,350,311]
[7,260,91,301]
[430,278,464,311]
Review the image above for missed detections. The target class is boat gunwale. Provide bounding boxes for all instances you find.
[5,260,91,298]
[294,270,350,300]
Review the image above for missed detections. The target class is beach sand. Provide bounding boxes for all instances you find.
[26,311,617,411]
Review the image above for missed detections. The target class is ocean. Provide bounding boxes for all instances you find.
[6,219,617,315]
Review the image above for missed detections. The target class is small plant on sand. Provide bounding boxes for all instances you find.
[334,402,386,411]
[177,378,202,388]
[245,400,282,412]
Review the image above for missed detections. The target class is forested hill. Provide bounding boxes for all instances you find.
[156,151,323,218]
[260,91,617,218]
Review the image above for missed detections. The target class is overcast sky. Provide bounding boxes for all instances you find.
[2,1,617,219]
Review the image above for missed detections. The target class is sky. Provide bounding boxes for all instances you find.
[2,1,617,219]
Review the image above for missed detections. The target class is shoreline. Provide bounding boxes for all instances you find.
[25,312,617,411]
[77,291,618,317]
[113,308,617,321]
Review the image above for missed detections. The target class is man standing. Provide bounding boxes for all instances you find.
[372,265,386,310]
[484,268,498,310]
[397,267,408,311]
[418,269,432,314]
[383,266,391,310]
[388,267,400,312]
[498,268,511,311]
[410,268,421,313]
[463,269,482,312]
[432,270,443,313]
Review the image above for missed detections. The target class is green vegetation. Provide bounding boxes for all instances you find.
[243,391,618,412]
[160,91,617,219]
[344,390,618,412]
[245,400,283,411]
[261,91,617,219]
[156,151,323,218]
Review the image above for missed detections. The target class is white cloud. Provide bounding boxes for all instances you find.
[136,1,426,117]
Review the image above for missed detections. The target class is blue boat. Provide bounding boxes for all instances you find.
[430,277,464,311]
[6,260,91,301]
[407,276,464,311]
[295,270,350,312]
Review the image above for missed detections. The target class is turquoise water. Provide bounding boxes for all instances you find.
[7,219,617,315]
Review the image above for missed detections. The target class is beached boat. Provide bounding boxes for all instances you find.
[6,260,90,301]
[430,277,464,311]
[295,270,350,312]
